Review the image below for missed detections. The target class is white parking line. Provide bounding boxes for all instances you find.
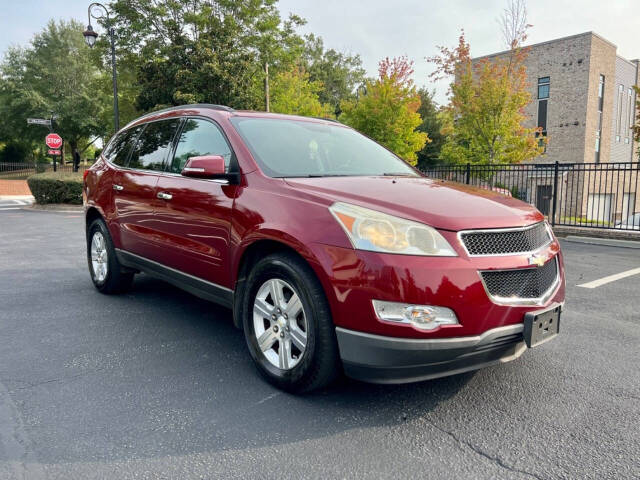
[577,267,640,289]
[0,207,21,211]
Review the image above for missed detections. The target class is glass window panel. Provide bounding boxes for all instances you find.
[107,127,143,167]
[128,120,181,171]
[170,119,233,174]
[538,84,550,99]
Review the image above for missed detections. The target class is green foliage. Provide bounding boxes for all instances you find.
[0,141,33,163]
[340,57,429,165]
[270,67,333,117]
[0,20,109,157]
[301,34,366,114]
[416,88,445,168]
[27,171,84,205]
[109,0,306,112]
[429,32,544,166]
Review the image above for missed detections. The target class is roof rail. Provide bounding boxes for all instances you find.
[138,103,234,120]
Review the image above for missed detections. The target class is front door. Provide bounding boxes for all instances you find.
[153,118,237,290]
[113,118,181,261]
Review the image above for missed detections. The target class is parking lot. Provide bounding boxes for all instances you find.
[0,209,638,479]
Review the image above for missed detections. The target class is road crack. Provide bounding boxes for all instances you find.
[423,418,545,480]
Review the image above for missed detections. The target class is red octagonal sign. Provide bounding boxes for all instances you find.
[45,133,62,149]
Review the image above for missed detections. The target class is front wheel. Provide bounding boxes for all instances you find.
[242,252,340,393]
[87,218,134,294]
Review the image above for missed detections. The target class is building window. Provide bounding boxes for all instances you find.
[537,99,548,132]
[595,75,604,163]
[538,77,550,99]
[628,88,634,138]
[616,84,624,138]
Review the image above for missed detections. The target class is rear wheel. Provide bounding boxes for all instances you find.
[242,252,340,393]
[87,218,134,294]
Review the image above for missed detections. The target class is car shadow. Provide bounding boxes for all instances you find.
[93,274,475,459]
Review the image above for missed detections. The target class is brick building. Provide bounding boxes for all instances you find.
[474,31,638,165]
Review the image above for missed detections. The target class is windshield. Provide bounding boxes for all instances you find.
[230,117,419,178]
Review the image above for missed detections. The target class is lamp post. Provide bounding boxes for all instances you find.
[83,2,119,132]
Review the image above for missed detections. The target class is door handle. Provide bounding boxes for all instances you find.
[157,192,173,201]
[112,184,123,191]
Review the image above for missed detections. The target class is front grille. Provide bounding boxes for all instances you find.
[461,222,551,256]
[481,257,558,300]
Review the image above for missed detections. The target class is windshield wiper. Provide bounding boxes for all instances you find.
[382,172,417,176]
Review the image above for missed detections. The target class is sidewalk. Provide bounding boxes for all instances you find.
[0,180,31,196]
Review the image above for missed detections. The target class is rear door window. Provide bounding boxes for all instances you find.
[128,119,181,171]
[168,119,233,174]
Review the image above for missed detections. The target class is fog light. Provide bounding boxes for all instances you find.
[372,300,459,330]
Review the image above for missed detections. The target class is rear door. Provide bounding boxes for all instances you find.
[113,118,181,260]
[152,117,237,289]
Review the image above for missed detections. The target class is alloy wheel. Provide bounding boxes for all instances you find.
[90,231,108,283]
[252,278,308,370]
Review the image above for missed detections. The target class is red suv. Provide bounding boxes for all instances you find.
[84,104,565,392]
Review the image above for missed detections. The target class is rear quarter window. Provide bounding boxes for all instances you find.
[105,127,143,167]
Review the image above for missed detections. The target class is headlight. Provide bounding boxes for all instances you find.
[329,202,457,256]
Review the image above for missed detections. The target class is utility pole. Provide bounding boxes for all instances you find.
[265,61,270,112]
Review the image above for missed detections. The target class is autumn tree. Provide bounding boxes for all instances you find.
[499,0,531,50]
[428,29,544,166]
[340,56,429,165]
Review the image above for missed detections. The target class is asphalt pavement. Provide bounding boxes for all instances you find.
[0,208,638,479]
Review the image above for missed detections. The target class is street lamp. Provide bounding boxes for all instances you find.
[83,2,119,132]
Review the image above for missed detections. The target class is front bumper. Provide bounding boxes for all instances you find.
[336,323,528,384]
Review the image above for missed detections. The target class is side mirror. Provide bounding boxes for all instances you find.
[181,155,226,178]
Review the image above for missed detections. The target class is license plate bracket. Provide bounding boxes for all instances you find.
[524,305,561,348]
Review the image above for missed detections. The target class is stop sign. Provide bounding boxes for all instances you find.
[45,133,62,149]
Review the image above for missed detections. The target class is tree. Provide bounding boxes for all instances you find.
[416,88,445,168]
[340,56,429,165]
[428,30,544,166]
[270,66,333,117]
[0,20,108,162]
[499,0,531,50]
[301,34,366,114]
[109,0,306,112]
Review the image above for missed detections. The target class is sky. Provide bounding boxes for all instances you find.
[1,0,638,104]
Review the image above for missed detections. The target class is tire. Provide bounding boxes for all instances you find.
[87,218,134,294]
[242,252,341,393]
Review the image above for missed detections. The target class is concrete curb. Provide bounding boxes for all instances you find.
[563,235,640,249]
[553,225,640,241]
[26,204,83,213]
[0,195,34,202]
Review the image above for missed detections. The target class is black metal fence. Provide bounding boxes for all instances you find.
[0,162,90,180]
[422,162,640,231]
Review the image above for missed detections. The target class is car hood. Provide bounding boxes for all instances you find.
[284,176,544,231]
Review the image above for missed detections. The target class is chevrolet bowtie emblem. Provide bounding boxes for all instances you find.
[528,254,546,267]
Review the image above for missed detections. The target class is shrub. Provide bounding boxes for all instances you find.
[27,172,84,205]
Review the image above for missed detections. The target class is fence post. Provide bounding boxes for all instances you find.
[551,161,559,226]
[465,162,471,185]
